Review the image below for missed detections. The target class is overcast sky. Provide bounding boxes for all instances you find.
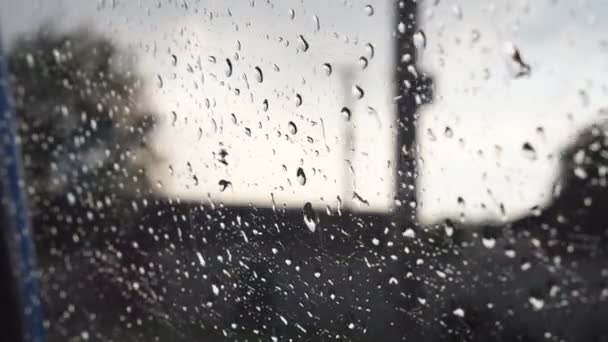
[2,0,607,223]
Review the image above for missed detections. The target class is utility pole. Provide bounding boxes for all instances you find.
[394,0,432,224]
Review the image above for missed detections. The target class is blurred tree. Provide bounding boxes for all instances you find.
[8,27,158,215]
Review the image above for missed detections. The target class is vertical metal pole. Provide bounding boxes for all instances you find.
[0,39,46,342]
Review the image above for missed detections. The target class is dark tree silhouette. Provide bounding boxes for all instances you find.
[8,27,158,214]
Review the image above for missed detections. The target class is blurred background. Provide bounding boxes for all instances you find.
[2,0,608,341]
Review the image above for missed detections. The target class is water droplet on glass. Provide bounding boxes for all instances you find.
[453,5,463,20]
[219,179,232,191]
[522,142,537,161]
[156,74,163,88]
[528,296,545,310]
[302,202,318,232]
[364,4,374,16]
[453,308,465,318]
[262,99,269,112]
[171,54,177,66]
[254,66,263,83]
[322,63,332,76]
[171,111,178,126]
[289,8,295,20]
[224,58,233,77]
[296,167,307,185]
[297,35,309,52]
[413,30,427,50]
[288,121,298,134]
[444,126,453,138]
[231,113,238,125]
[365,43,375,59]
[312,15,320,31]
[397,22,406,34]
[341,107,352,120]
[482,237,496,249]
[212,284,220,296]
[295,94,303,107]
[352,85,364,99]
[359,56,368,69]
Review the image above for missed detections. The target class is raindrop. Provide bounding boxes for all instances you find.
[397,22,406,34]
[352,85,364,99]
[312,15,320,31]
[171,54,178,66]
[288,121,298,134]
[482,237,496,249]
[295,94,303,107]
[453,308,465,318]
[444,126,453,138]
[358,56,368,69]
[297,35,309,52]
[364,4,374,16]
[262,99,269,112]
[289,8,295,20]
[528,296,545,310]
[302,202,319,232]
[341,107,352,120]
[219,179,232,191]
[171,111,178,126]
[413,30,427,50]
[254,66,263,83]
[322,63,332,76]
[365,43,375,59]
[231,113,238,125]
[156,74,163,88]
[224,58,233,77]
[211,284,220,296]
[453,5,463,20]
[296,167,307,185]
[522,142,537,161]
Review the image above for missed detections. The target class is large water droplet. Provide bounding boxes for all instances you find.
[522,142,537,161]
[224,58,233,77]
[296,167,307,185]
[365,43,375,59]
[352,85,364,99]
[359,56,368,69]
[254,66,263,83]
[341,107,352,120]
[312,15,320,31]
[288,121,298,134]
[302,202,318,232]
[322,63,332,76]
[295,94,303,107]
[288,8,295,20]
[413,30,427,50]
[298,35,309,52]
[218,179,232,191]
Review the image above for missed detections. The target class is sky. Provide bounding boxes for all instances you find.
[2,0,607,223]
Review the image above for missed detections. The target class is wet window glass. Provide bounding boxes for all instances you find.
[1,0,608,341]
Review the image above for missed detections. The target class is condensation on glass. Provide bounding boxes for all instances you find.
[1,0,608,341]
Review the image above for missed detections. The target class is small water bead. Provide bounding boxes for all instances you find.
[298,35,309,52]
[295,94,303,107]
[254,66,263,83]
[352,85,364,99]
[288,121,298,134]
[322,63,332,76]
[365,43,375,59]
[413,30,427,50]
[341,107,352,120]
[364,4,374,16]
[296,167,307,185]
[170,54,178,66]
[224,58,233,77]
[359,56,368,69]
